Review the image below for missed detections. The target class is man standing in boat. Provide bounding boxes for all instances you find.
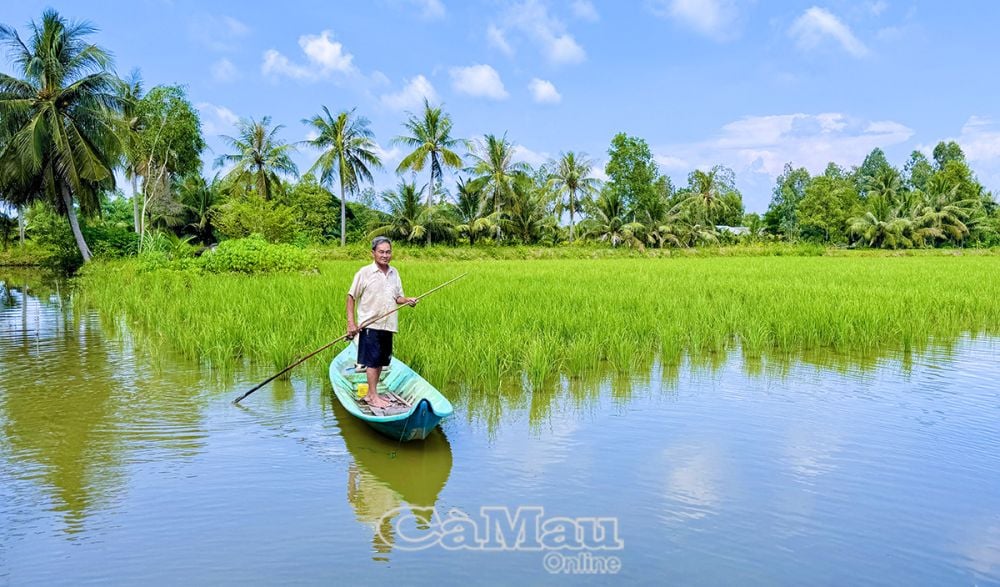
[346,236,418,409]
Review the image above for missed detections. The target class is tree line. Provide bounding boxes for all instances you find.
[1,10,998,270]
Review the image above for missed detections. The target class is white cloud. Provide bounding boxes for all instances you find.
[380,75,439,111]
[571,0,600,21]
[654,154,689,170]
[865,120,910,135]
[300,31,355,72]
[513,144,550,167]
[789,7,869,58]
[590,165,609,182]
[449,64,509,100]
[528,78,561,103]
[654,112,914,211]
[648,0,745,42]
[196,102,240,136]
[958,116,1000,161]
[942,116,1000,190]
[262,30,356,81]
[189,14,250,52]
[548,35,587,64]
[262,50,309,79]
[373,142,403,165]
[869,1,889,16]
[370,70,391,87]
[211,58,238,83]
[487,24,514,56]
[496,0,586,65]
[399,0,446,20]
[220,16,250,37]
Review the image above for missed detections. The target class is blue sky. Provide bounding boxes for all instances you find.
[4,0,1000,211]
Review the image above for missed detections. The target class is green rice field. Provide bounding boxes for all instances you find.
[77,255,1000,395]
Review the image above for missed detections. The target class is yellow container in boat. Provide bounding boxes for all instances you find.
[356,383,369,398]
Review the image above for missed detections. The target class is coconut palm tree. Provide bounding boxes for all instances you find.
[215,116,298,202]
[507,174,557,244]
[848,211,913,248]
[467,133,529,241]
[367,182,425,242]
[177,172,222,245]
[848,195,914,249]
[683,166,734,226]
[452,177,490,245]
[366,182,455,243]
[865,166,905,211]
[580,190,646,248]
[913,175,977,245]
[676,220,720,247]
[394,99,464,204]
[0,10,124,262]
[115,69,144,232]
[548,151,599,242]
[638,206,686,248]
[393,99,464,244]
[303,107,381,246]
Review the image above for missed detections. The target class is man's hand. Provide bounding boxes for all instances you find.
[346,322,360,339]
[403,297,419,307]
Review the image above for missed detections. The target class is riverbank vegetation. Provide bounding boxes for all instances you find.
[2,10,999,274]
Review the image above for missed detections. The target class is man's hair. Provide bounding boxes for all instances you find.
[371,236,392,250]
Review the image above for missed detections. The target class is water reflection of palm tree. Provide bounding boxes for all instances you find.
[1,275,206,533]
[332,398,452,562]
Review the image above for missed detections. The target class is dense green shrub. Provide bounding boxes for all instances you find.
[24,204,84,271]
[86,224,140,258]
[200,235,316,273]
[0,241,46,266]
[212,196,297,243]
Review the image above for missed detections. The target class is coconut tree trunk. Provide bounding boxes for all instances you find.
[17,204,25,245]
[340,181,347,247]
[60,183,92,262]
[569,188,576,242]
[131,174,140,232]
[427,167,433,246]
[496,191,502,241]
[139,175,150,252]
[258,170,268,201]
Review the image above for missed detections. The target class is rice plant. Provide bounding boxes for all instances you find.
[76,254,1000,401]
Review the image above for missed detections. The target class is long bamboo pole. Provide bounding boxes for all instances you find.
[232,272,467,405]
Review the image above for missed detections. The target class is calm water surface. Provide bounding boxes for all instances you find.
[1,271,999,586]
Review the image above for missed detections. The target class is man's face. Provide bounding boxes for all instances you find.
[373,243,392,265]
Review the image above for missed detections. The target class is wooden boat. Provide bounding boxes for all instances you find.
[328,342,454,441]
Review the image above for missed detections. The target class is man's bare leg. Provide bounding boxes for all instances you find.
[364,366,390,408]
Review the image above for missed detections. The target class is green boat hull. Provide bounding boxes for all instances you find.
[328,343,453,441]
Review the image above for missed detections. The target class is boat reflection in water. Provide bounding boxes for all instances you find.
[332,398,453,562]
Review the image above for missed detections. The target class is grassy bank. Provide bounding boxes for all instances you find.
[308,242,1000,261]
[76,254,1000,393]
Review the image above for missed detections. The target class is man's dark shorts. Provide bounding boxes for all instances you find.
[357,328,393,368]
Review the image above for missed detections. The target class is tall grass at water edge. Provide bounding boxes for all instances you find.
[77,256,1000,400]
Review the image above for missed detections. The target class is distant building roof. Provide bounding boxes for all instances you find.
[716,225,749,235]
